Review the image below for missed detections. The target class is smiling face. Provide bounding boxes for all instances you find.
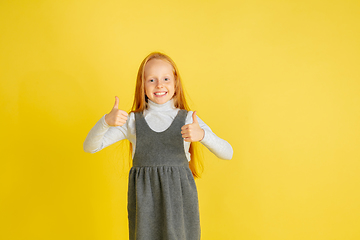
[144,58,176,105]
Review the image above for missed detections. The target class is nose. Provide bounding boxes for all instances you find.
[156,81,163,88]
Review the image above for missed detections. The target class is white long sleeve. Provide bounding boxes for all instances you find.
[83,99,233,160]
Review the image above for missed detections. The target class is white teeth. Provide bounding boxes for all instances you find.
[154,92,166,96]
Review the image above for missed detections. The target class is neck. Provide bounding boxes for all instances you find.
[147,99,176,111]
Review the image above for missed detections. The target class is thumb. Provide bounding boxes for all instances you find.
[192,111,198,124]
[113,96,119,109]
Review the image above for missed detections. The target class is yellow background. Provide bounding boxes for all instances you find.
[1,0,359,239]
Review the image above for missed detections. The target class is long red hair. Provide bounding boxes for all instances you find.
[130,52,203,178]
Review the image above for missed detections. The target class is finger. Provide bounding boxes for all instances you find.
[184,137,192,142]
[181,125,189,131]
[113,96,119,109]
[181,127,192,134]
[182,131,190,137]
[117,118,127,125]
[120,119,127,125]
[119,116,128,122]
[181,130,187,136]
[192,111,198,124]
[119,110,128,117]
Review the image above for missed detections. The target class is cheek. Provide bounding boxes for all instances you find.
[144,85,151,97]
[169,87,175,98]
[168,82,175,93]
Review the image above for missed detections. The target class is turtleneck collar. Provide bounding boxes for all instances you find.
[147,98,176,111]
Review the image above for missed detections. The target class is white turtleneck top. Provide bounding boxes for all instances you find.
[83,99,233,161]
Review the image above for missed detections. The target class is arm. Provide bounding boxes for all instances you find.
[83,113,130,153]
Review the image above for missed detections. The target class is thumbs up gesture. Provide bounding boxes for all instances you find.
[104,96,128,127]
[181,111,205,142]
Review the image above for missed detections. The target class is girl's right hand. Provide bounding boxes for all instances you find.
[105,96,128,127]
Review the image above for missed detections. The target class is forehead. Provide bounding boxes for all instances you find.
[144,59,174,77]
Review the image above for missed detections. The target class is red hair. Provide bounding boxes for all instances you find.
[130,52,203,178]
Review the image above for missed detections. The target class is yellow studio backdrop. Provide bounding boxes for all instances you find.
[1,0,359,239]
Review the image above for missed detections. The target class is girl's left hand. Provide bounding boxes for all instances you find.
[181,111,205,142]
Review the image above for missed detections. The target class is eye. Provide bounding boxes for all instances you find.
[164,78,169,81]
[149,79,154,82]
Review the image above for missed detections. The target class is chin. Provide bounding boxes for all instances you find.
[157,99,169,104]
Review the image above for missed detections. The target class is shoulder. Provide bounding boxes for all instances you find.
[129,111,136,119]
[124,111,136,126]
[129,111,142,119]
[185,110,193,118]
[184,110,198,124]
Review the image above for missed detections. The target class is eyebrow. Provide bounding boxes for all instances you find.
[146,75,172,79]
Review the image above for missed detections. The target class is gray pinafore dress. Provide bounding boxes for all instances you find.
[127,109,201,240]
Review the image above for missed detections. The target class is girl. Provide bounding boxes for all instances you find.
[83,52,233,240]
